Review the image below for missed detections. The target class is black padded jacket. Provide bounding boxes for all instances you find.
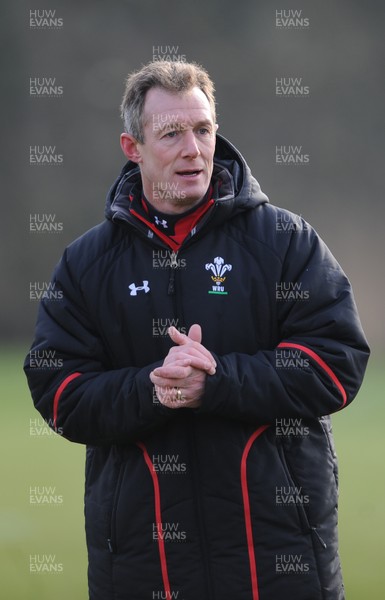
[24,134,370,600]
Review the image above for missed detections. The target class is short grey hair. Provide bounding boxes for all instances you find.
[120,60,216,143]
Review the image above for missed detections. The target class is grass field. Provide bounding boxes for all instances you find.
[0,347,383,599]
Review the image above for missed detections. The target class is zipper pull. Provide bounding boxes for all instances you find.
[168,251,178,295]
[107,538,114,553]
[311,527,327,549]
[170,251,178,268]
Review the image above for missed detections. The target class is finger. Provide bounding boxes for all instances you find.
[166,347,207,360]
[167,326,216,370]
[167,326,191,346]
[152,376,185,389]
[155,385,183,404]
[187,323,202,343]
[168,325,204,348]
[157,396,182,409]
[151,369,191,385]
[167,346,216,371]
[164,350,216,373]
[152,361,192,376]
[156,390,196,410]
[154,356,215,377]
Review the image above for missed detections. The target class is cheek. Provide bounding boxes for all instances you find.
[204,153,215,170]
[152,148,173,169]
[203,140,216,161]
[143,151,166,175]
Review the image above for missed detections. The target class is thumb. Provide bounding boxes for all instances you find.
[187,323,202,343]
[168,325,189,345]
[167,324,202,346]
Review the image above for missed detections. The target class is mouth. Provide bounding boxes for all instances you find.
[175,169,203,178]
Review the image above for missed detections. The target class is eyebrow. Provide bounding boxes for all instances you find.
[164,120,213,128]
[150,118,214,130]
[193,119,214,128]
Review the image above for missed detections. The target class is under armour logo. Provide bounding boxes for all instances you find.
[128,281,150,296]
[154,216,168,228]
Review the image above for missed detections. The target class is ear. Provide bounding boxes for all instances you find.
[120,133,142,163]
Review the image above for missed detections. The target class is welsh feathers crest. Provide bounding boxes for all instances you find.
[205,256,232,295]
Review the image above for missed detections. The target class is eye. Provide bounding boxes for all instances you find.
[198,127,210,135]
[162,130,179,139]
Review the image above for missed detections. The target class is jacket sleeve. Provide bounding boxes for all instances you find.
[24,249,174,446]
[199,221,370,422]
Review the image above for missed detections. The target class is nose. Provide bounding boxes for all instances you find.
[181,130,200,159]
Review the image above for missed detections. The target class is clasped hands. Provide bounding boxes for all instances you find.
[149,324,216,409]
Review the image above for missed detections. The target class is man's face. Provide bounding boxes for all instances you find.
[129,86,217,214]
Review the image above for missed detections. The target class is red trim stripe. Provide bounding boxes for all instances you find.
[277,342,347,408]
[241,425,270,600]
[53,372,82,431]
[136,441,171,598]
[130,196,214,252]
[130,209,180,252]
[171,197,214,246]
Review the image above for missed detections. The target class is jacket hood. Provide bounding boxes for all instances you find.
[105,133,268,223]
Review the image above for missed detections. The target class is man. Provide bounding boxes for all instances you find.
[25,61,369,600]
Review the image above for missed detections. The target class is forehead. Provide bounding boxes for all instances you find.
[143,86,214,127]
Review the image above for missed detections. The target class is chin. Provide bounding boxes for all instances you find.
[171,195,200,208]
[180,186,208,204]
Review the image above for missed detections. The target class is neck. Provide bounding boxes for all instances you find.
[144,195,206,215]
[143,185,213,219]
